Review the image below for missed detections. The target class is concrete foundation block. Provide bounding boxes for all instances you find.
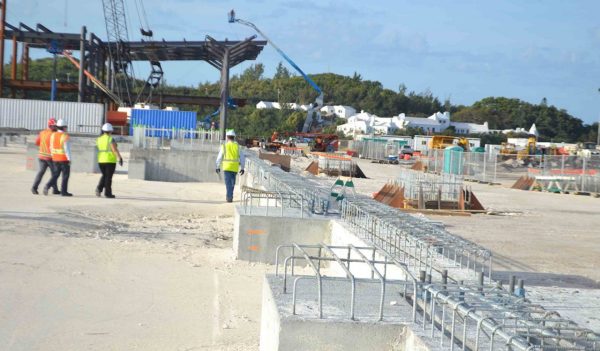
[233,206,331,264]
[259,275,432,351]
[128,148,220,182]
[128,159,147,180]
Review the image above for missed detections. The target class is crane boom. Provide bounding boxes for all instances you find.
[229,10,324,132]
[62,50,125,106]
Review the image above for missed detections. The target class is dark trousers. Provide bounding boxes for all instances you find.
[33,159,58,192]
[224,171,236,201]
[47,162,70,194]
[97,163,116,196]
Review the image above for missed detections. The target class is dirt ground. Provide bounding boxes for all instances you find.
[0,143,267,351]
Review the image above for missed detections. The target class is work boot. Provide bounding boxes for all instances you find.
[105,194,116,199]
[61,192,73,197]
[95,188,101,197]
[43,187,49,196]
[226,198,233,203]
[31,188,38,195]
[52,189,61,195]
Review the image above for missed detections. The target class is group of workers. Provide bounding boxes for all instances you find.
[31,118,123,198]
[32,118,245,202]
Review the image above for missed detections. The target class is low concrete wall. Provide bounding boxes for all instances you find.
[234,206,331,264]
[128,148,220,182]
[26,141,99,174]
[259,275,432,351]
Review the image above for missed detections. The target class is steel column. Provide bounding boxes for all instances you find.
[78,26,86,102]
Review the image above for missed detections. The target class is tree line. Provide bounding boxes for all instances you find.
[3,58,598,143]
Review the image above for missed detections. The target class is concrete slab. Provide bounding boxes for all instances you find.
[260,274,433,351]
[233,205,331,264]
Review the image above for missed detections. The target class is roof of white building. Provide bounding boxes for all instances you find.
[402,116,442,126]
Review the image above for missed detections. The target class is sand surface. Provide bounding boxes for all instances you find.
[1,144,267,351]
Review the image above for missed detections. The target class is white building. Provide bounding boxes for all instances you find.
[256,101,311,111]
[256,101,281,109]
[336,111,490,137]
[320,105,357,119]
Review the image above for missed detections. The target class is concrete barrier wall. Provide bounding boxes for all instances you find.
[26,142,99,174]
[128,148,220,182]
[234,206,331,264]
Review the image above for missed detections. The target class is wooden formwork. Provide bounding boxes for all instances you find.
[372,182,485,213]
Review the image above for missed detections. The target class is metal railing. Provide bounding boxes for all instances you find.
[396,169,465,203]
[274,243,418,322]
[341,198,493,282]
[245,154,333,215]
[273,243,600,350]
[241,186,305,217]
[313,152,357,175]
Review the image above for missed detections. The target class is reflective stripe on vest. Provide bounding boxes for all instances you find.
[222,142,240,172]
[97,134,117,163]
[50,132,69,162]
[38,129,53,159]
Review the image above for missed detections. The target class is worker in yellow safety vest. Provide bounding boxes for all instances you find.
[31,118,60,195]
[95,123,123,199]
[46,119,73,196]
[215,129,245,202]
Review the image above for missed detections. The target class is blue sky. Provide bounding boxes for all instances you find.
[9,0,600,124]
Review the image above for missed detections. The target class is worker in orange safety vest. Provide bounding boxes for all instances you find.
[31,118,60,195]
[45,119,73,196]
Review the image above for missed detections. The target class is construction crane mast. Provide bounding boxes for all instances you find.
[101,0,135,105]
[101,0,163,106]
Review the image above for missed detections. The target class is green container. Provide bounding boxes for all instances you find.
[443,146,464,175]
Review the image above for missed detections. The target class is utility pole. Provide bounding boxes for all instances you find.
[0,0,7,98]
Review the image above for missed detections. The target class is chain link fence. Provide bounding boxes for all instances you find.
[421,150,600,193]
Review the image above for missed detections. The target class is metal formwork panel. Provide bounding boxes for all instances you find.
[0,98,104,134]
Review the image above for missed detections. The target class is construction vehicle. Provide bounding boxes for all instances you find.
[229,10,324,133]
[296,133,338,152]
[429,136,470,151]
[517,136,537,160]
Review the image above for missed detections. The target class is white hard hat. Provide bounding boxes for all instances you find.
[56,119,67,127]
[102,123,114,132]
[226,129,236,137]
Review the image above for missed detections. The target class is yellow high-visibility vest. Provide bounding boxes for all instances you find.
[97,134,117,163]
[222,142,240,172]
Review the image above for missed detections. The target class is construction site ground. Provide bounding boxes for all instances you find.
[1,143,267,351]
[2,144,600,350]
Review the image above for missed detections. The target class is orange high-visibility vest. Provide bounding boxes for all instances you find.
[38,129,53,160]
[50,132,70,162]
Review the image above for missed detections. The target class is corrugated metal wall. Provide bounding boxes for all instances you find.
[0,98,105,134]
[129,109,197,137]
